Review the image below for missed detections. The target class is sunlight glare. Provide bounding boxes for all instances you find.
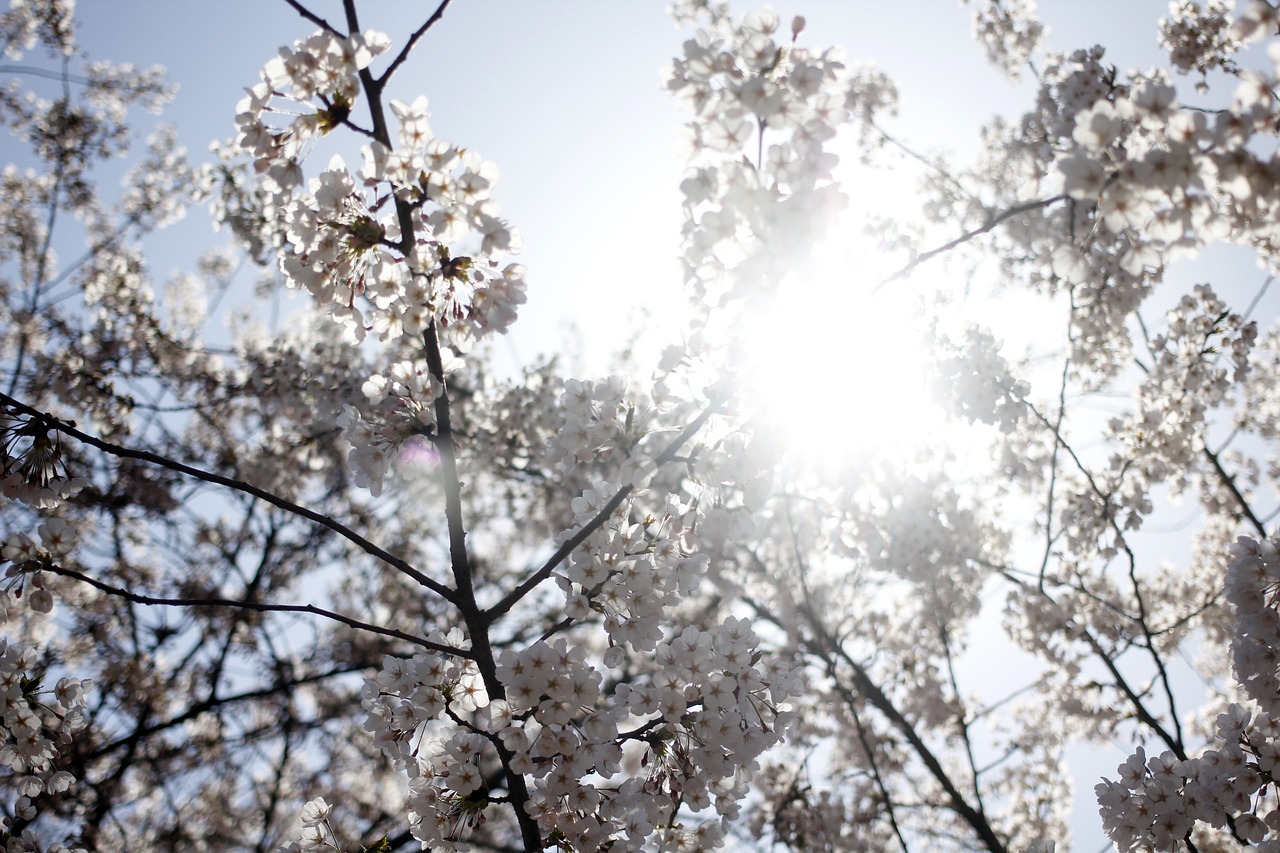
[735,234,944,472]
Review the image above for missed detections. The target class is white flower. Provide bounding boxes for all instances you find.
[299,796,331,826]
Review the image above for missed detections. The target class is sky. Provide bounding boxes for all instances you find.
[69,0,1176,369]
[55,2,1245,850]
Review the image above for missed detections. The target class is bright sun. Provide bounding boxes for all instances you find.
[733,232,945,474]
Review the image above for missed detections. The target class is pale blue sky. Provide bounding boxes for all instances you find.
[70,1,1174,368]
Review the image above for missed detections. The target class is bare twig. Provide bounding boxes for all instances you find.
[378,1,454,86]
[869,117,984,212]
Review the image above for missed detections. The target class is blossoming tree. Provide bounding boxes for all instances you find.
[4,0,1280,851]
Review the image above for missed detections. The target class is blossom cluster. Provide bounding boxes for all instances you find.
[963,0,1045,80]
[1227,536,1280,719]
[1096,709,1280,852]
[362,644,488,764]
[1065,283,1260,556]
[234,28,390,201]
[1236,322,1280,448]
[1159,0,1242,79]
[278,797,341,853]
[352,605,798,852]
[0,0,73,60]
[556,489,709,654]
[1116,284,1255,482]
[508,618,798,852]
[1093,537,1280,851]
[0,638,90,852]
[337,357,447,497]
[0,518,76,619]
[664,6,856,310]
[272,150,524,348]
[1036,15,1280,376]
[929,324,1031,433]
[234,30,526,354]
[542,376,639,475]
[0,412,85,510]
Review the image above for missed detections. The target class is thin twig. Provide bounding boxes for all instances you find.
[1038,296,1075,590]
[1118,537,1186,748]
[869,117,984,211]
[280,0,342,34]
[378,0,454,86]
[939,622,987,813]
[1000,569,1187,761]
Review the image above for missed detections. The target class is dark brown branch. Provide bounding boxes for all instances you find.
[844,673,911,853]
[42,563,467,656]
[0,391,455,602]
[280,0,343,35]
[422,322,475,605]
[342,0,544,844]
[1127,327,1267,539]
[765,503,1006,852]
[1204,443,1268,538]
[815,628,1009,853]
[1117,536,1186,748]
[338,1,471,612]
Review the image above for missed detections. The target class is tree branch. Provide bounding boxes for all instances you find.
[1204,442,1268,538]
[81,663,361,762]
[422,322,475,606]
[42,562,467,656]
[998,568,1187,761]
[878,195,1066,289]
[765,503,1006,852]
[377,1,454,87]
[0,391,455,602]
[341,0,544,845]
[844,673,911,853]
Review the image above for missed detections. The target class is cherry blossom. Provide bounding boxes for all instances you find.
[6,0,1280,850]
